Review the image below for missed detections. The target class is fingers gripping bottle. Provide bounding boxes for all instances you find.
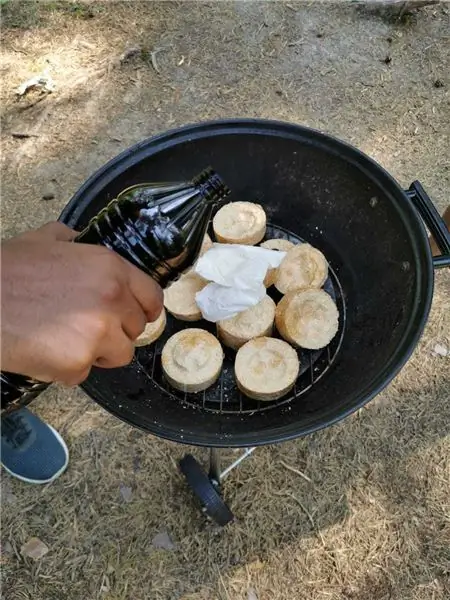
[1,168,230,413]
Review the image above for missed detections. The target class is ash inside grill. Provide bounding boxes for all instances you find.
[135,223,346,415]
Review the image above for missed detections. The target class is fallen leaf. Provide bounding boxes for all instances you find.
[119,46,142,64]
[11,132,39,139]
[151,531,175,551]
[248,559,264,571]
[20,537,49,560]
[15,71,55,96]
[119,483,133,503]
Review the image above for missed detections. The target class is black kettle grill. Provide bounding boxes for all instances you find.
[58,119,449,525]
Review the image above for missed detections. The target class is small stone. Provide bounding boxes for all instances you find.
[248,589,259,600]
[41,185,55,201]
[2,481,17,504]
[431,343,448,357]
[100,575,110,593]
[151,531,175,551]
[20,537,49,560]
[2,541,13,554]
[434,79,444,88]
[132,454,141,472]
[119,483,133,503]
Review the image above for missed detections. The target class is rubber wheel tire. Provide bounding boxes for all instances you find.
[179,454,234,526]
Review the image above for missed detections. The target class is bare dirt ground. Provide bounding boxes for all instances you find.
[1,2,449,599]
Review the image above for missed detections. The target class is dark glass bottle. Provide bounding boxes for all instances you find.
[1,168,230,413]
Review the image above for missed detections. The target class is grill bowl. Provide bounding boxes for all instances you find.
[60,119,434,447]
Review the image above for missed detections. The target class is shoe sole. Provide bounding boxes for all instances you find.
[2,425,69,485]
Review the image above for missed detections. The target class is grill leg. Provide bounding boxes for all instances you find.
[208,447,257,484]
[208,448,222,484]
[220,447,256,480]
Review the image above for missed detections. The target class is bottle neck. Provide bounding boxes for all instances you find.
[193,167,230,203]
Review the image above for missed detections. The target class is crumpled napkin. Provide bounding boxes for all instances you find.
[194,244,286,322]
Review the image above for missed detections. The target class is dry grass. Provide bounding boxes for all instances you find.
[1,2,449,599]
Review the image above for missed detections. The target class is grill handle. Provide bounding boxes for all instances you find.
[405,181,450,269]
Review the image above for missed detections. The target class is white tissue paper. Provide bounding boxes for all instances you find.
[196,282,267,322]
[194,244,286,322]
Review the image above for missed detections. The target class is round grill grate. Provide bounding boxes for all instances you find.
[135,223,346,415]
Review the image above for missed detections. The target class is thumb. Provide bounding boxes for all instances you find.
[125,260,164,323]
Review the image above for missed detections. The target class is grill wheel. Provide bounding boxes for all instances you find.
[179,454,234,526]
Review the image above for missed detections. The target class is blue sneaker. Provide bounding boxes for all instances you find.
[1,408,69,484]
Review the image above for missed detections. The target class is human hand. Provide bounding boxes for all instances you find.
[1,222,163,385]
